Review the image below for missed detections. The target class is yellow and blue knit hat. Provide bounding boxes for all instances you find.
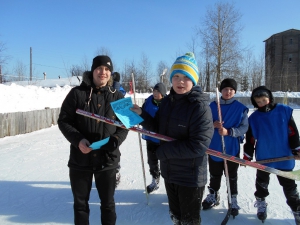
[169,52,199,86]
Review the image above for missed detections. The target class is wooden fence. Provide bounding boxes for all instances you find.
[0,97,299,138]
[0,108,60,138]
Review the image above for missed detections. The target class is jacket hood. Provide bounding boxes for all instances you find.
[251,86,274,108]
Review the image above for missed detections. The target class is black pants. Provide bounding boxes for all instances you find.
[255,169,300,211]
[208,156,239,195]
[165,181,205,224]
[146,141,160,178]
[69,168,117,225]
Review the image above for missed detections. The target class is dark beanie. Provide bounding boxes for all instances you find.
[91,55,113,72]
[251,86,274,108]
[153,83,167,96]
[113,72,120,82]
[219,78,237,92]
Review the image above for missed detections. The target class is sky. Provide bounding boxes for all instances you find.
[1,0,300,80]
[1,78,300,224]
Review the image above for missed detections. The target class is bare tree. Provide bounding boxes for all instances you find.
[0,39,10,66]
[81,55,90,72]
[138,53,152,92]
[95,47,112,57]
[198,2,243,88]
[70,65,84,77]
[13,60,27,81]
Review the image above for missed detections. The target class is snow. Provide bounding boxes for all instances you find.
[1,78,300,224]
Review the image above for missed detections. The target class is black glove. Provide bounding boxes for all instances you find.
[101,136,119,152]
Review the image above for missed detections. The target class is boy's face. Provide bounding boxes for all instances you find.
[221,87,235,100]
[254,96,270,108]
[171,73,193,94]
[153,89,163,100]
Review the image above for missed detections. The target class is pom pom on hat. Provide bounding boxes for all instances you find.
[91,55,113,72]
[219,78,237,92]
[169,52,199,86]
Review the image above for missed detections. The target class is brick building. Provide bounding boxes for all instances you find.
[264,29,300,91]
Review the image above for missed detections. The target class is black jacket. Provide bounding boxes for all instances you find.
[58,71,129,172]
[141,86,214,187]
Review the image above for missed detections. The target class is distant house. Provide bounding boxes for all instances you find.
[264,29,300,91]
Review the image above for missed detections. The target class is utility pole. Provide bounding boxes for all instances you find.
[0,65,2,83]
[30,47,32,81]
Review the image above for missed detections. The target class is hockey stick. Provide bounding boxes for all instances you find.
[215,88,232,224]
[131,72,149,204]
[255,155,297,164]
[75,109,300,181]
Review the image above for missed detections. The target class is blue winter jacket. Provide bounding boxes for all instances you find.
[141,95,160,144]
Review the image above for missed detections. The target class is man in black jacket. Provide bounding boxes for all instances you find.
[58,55,128,225]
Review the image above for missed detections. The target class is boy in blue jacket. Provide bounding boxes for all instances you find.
[141,82,166,193]
[244,86,300,224]
[202,78,249,218]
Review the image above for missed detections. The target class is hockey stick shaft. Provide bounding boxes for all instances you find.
[255,155,296,164]
[216,88,232,225]
[131,72,149,204]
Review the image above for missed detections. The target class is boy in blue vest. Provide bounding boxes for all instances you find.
[142,82,166,193]
[243,86,300,224]
[202,78,249,218]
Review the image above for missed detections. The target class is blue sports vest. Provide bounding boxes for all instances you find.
[141,95,160,143]
[249,104,295,170]
[209,100,247,162]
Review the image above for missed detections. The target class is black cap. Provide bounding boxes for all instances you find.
[219,78,237,92]
[153,83,166,96]
[91,55,113,72]
[112,72,120,82]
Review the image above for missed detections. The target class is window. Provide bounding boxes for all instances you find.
[289,54,292,63]
[290,38,293,44]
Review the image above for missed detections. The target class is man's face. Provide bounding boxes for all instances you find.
[92,66,111,87]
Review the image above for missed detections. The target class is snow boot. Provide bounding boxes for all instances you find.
[254,197,267,223]
[202,186,220,210]
[293,210,300,225]
[147,176,160,193]
[230,194,241,218]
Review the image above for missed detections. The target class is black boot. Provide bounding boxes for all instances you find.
[254,197,267,222]
[230,194,241,218]
[202,186,220,210]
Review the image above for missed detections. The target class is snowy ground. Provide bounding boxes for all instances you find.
[1,79,300,224]
[1,115,300,225]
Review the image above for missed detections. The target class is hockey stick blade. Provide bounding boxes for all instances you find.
[76,109,300,181]
[221,204,232,225]
[206,149,300,181]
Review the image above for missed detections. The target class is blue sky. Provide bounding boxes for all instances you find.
[1,0,300,80]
